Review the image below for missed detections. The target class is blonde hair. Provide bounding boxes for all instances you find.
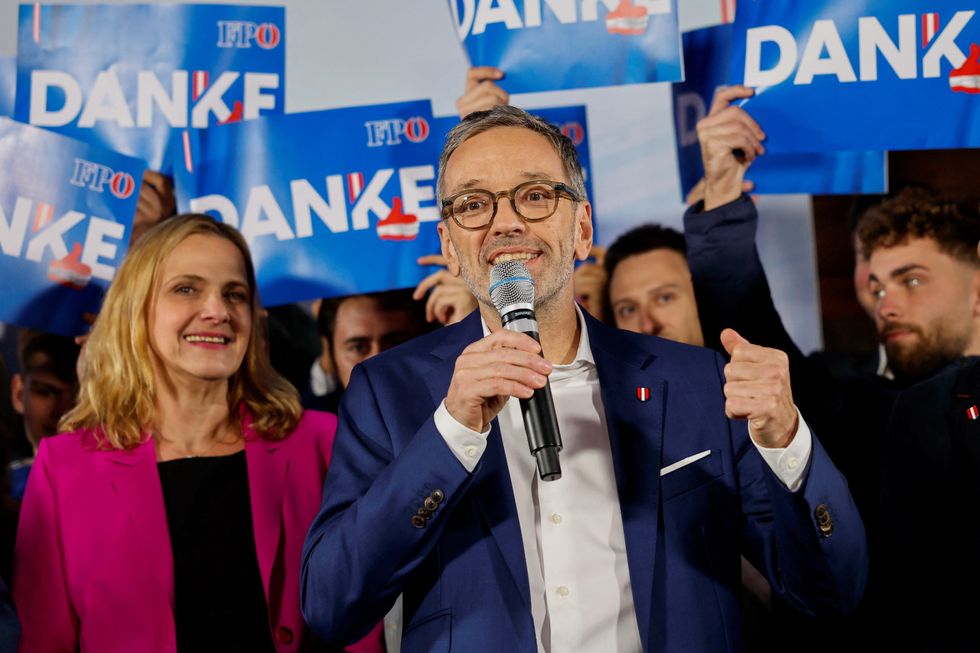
[60,214,302,449]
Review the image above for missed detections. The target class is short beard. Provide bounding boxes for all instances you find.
[451,234,575,317]
[884,319,971,383]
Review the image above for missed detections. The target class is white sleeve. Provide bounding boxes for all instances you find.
[434,400,491,473]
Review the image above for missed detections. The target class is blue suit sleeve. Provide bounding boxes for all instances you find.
[723,349,868,615]
[300,363,474,646]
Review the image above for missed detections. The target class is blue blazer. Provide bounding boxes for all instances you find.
[302,310,867,652]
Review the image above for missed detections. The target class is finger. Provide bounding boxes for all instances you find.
[724,361,787,384]
[413,270,447,300]
[469,360,550,389]
[459,342,551,375]
[589,244,606,263]
[709,84,755,114]
[467,83,508,110]
[742,180,755,193]
[723,379,785,399]
[725,395,782,421]
[699,106,766,143]
[465,329,544,356]
[465,66,504,91]
[720,328,749,357]
[417,253,450,267]
[429,288,460,325]
[699,121,765,157]
[453,349,551,384]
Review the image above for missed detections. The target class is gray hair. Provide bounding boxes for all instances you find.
[436,105,588,204]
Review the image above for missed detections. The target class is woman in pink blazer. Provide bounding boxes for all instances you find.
[14,215,383,653]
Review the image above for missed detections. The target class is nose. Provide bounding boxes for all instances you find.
[876,288,900,322]
[641,305,662,336]
[489,196,527,238]
[200,290,231,323]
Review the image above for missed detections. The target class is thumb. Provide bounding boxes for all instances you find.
[720,328,750,357]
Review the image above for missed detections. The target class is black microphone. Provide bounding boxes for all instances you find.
[489,260,562,482]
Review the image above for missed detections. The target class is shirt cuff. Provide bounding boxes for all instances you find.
[752,407,812,493]
[434,400,491,473]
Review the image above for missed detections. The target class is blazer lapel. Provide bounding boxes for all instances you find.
[243,413,289,601]
[586,314,665,649]
[424,312,532,611]
[106,438,175,606]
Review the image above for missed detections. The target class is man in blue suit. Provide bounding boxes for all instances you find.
[302,106,867,652]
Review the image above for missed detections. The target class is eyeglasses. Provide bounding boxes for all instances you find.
[441,179,581,230]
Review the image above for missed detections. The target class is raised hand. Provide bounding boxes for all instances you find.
[456,67,509,118]
[720,328,797,448]
[696,85,765,210]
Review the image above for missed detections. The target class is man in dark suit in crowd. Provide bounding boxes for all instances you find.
[301,105,867,652]
[685,84,980,650]
[880,350,980,653]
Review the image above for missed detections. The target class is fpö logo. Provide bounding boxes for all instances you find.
[69,158,136,199]
[560,121,585,145]
[217,20,281,49]
[364,116,431,147]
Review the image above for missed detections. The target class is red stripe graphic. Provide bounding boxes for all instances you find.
[32,3,41,44]
[347,173,364,203]
[33,202,52,232]
[193,71,209,101]
[720,0,735,25]
[182,130,194,174]
[922,13,939,48]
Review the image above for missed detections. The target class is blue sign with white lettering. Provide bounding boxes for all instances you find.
[674,23,886,197]
[15,3,285,171]
[450,0,683,93]
[731,0,980,152]
[0,118,143,336]
[173,100,442,306]
[0,57,14,118]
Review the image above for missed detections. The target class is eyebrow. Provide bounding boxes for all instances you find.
[610,283,683,306]
[868,264,929,283]
[449,171,559,194]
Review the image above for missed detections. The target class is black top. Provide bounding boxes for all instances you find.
[158,451,276,653]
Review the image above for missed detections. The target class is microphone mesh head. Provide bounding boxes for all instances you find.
[490,259,535,313]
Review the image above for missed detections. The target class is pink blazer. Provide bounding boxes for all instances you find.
[13,409,383,653]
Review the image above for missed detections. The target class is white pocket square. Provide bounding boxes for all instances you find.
[660,450,712,476]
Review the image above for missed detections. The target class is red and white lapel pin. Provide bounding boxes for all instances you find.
[636,387,650,402]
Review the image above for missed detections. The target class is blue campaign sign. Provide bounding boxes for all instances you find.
[0,57,14,118]
[174,100,443,306]
[15,3,285,171]
[0,118,143,336]
[731,0,980,152]
[450,0,683,93]
[674,23,886,198]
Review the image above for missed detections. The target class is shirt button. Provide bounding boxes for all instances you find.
[557,586,570,597]
[787,457,800,470]
[465,445,478,458]
[550,513,562,525]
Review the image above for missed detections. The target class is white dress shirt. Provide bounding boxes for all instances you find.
[434,307,811,652]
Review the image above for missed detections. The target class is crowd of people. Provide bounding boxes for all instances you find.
[0,68,976,653]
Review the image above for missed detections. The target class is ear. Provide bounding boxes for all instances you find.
[573,200,594,262]
[11,373,25,415]
[438,221,462,277]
